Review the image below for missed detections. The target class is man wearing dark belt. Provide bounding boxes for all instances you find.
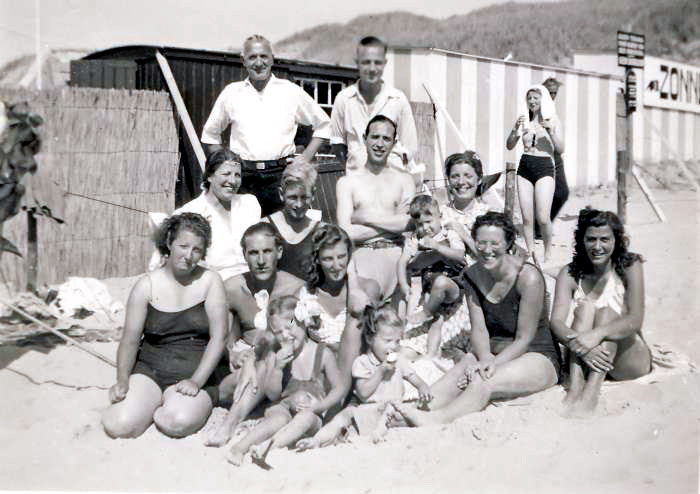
[542,77,569,222]
[201,34,330,215]
[336,115,414,300]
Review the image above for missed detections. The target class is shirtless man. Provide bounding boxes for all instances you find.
[336,114,415,300]
[205,222,304,446]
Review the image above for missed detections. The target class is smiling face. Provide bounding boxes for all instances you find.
[243,40,273,83]
[583,225,615,268]
[415,205,443,239]
[318,241,350,283]
[243,232,282,281]
[474,225,509,270]
[448,162,480,203]
[207,161,241,206]
[364,120,396,166]
[356,44,386,86]
[369,323,402,361]
[527,89,542,114]
[281,182,313,222]
[167,228,206,275]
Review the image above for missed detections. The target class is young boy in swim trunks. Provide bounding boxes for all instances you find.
[226,295,342,466]
[398,195,467,352]
[296,304,432,449]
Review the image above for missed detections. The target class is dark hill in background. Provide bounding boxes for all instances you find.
[273,0,699,67]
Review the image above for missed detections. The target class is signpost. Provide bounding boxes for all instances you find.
[617,31,645,223]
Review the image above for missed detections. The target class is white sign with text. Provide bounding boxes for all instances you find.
[644,56,700,114]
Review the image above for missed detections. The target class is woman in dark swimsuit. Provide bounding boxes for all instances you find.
[395,212,560,426]
[102,213,227,438]
[263,162,321,280]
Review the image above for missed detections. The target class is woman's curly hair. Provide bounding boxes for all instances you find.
[568,208,643,285]
[155,212,212,258]
[305,224,353,291]
[471,211,518,252]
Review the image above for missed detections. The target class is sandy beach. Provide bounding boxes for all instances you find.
[0,184,697,494]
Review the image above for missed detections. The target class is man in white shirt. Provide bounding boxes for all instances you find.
[330,36,418,174]
[201,35,331,215]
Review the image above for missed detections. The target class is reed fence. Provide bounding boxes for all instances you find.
[0,87,179,290]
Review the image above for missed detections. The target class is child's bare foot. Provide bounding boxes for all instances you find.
[296,437,320,452]
[407,309,433,328]
[226,446,246,466]
[250,440,271,461]
[204,422,234,447]
[392,401,437,427]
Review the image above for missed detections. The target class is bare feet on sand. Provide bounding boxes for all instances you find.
[225,447,246,466]
[392,401,436,427]
[204,422,234,447]
[295,437,320,452]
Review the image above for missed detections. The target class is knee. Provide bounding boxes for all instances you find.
[102,409,148,439]
[153,407,204,438]
[432,276,453,292]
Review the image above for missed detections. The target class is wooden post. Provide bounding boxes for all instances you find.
[617,150,628,223]
[504,161,516,221]
[26,211,38,292]
[155,51,206,172]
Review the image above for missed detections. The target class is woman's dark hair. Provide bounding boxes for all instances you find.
[155,212,212,258]
[359,301,402,351]
[471,211,517,251]
[306,224,353,290]
[568,208,643,285]
[444,150,484,180]
[203,149,241,189]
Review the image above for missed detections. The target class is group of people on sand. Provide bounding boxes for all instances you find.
[101,33,652,467]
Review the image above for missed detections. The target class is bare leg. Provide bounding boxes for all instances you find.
[153,384,213,438]
[396,353,557,426]
[563,301,597,408]
[253,411,321,458]
[533,176,555,262]
[517,176,536,259]
[420,353,477,410]
[608,333,652,381]
[297,407,354,451]
[371,403,397,443]
[569,308,620,417]
[102,374,163,438]
[226,407,290,466]
[205,363,267,447]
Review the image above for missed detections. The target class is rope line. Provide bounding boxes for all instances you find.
[64,191,149,214]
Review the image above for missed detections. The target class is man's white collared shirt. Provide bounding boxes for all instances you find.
[330,81,418,173]
[202,75,331,161]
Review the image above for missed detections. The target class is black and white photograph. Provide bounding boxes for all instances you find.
[0,0,697,492]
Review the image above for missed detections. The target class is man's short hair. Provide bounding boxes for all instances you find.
[241,221,282,251]
[243,34,272,55]
[363,114,397,140]
[357,36,388,56]
[543,77,562,89]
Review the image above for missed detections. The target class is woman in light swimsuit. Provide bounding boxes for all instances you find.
[550,208,651,417]
[506,84,564,263]
[263,162,321,280]
[298,224,381,353]
[394,212,560,426]
[102,213,227,438]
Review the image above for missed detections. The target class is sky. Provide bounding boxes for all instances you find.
[0,0,559,67]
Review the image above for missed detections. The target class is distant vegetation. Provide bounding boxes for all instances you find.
[274,0,699,67]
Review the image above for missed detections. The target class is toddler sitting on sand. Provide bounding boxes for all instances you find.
[297,303,432,449]
[226,295,342,466]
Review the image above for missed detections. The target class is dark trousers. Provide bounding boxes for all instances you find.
[550,152,569,220]
[239,167,285,217]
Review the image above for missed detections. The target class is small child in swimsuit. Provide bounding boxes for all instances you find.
[297,303,432,450]
[398,195,467,351]
[226,295,341,466]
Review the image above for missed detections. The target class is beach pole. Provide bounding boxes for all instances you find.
[26,211,38,292]
[0,298,117,367]
[632,165,666,222]
[504,162,516,220]
[155,51,206,172]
